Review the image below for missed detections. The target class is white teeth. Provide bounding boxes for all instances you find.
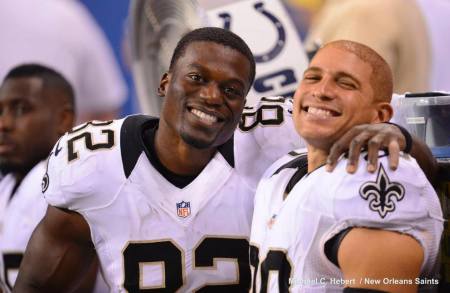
[307,106,333,117]
[191,109,218,123]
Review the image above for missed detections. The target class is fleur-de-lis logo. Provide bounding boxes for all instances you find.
[359,164,405,218]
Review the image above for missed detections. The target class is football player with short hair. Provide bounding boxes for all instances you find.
[0,64,75,290]
[0,64,107,293]
[249,40,443,292]
[14,29,436,292]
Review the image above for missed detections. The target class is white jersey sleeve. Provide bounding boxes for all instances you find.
[234,96,305,190]
[43,119,127,212]
[327,154,444,276]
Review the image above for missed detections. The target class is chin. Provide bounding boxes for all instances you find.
[300,131,335,150]
[180,132,213,149]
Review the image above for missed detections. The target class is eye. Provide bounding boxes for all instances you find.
[224,86,241,96]
[13,103,30,117]
[338,79,357,90]
[222,85,245,99]
[302,74,320,83]
[188,73,204,83]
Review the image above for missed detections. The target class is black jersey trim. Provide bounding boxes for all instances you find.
[272,154,308,176]
[120,115,156,178]
[120,115,235,184]
[217,135,235,168]
[324,228,352,268]
[272,154,308,194]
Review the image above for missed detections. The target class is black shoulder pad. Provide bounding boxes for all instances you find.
[121,115,157,178]
[272,153,308,176]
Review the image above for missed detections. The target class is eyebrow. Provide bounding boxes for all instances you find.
[304,66,362,88]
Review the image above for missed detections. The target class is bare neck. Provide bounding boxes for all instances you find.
[154,125,217,176]
[306,145,329,173]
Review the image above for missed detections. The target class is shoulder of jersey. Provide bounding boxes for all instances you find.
[43,115,155,211]
[330,152,440,222]
[263,148,308,179]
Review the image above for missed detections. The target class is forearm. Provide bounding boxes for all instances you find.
[410,135,438,186]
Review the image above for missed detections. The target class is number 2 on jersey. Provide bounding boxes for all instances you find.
[66,121,115,162]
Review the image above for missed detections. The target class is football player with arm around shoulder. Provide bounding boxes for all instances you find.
[249,40,443,293]
[14,28,436,292]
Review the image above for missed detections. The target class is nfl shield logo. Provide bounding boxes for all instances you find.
[176,201,191,218]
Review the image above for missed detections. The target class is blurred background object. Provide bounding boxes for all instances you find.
[415,0,450,92]
[399,93,450,292]
[0,0,128,124]
[394,93,450,158]
[303,0,431,94]
[129,0,203,117]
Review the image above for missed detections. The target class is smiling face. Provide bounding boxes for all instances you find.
[0,77,65,175]
[159,41,252,149]
[293,44,392,150]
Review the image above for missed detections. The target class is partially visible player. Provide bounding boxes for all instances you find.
[250,40,443,292]
[14,29,436,292]
[0,64,76,291]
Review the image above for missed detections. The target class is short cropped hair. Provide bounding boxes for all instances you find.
[4,64,75,110]
[323,40,393,102]
[169,27,256,86]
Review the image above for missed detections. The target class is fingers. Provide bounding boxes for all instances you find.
[346,132,372,173]
[327,141,349,172]
[366,134,384,173]
[387,139,400,170]
[326,123,404,173]
[327,126,365,172]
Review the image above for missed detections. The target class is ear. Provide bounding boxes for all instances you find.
[158,72,170,97]
[372,102,393,123]
[57,106,75,136]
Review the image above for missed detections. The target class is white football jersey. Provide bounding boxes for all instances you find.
[43,97,303,292]
[0,162,47,290]
[0,247,10,293]
[250,152,443,292]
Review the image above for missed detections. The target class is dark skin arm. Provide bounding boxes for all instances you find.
[326,123,438,184]
[13,206,96,293]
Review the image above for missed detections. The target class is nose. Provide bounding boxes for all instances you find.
[312,77,336,100]
[200,82,223,106]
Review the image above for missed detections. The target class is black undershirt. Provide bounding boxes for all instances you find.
[141,124,197,188]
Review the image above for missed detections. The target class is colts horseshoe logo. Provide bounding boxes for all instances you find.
[218,1,286,63]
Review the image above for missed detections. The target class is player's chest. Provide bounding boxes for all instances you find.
[252,171,334,258]
[84,174,255,292]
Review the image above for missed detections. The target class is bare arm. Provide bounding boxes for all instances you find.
[13,206,96,293]
[338,228,423,293]
[409,135,438,186]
